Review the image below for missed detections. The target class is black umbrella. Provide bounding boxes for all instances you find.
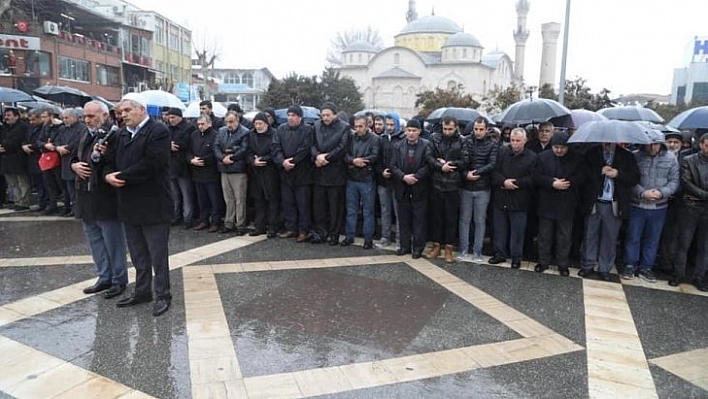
[33,85,92,107]
[425,107,491,126]
[667,106,708,129]
[597,106,664,123]
[0,87,34,102]
[499,98,571,125]
[354,109,387,118]
[567,120,652,145]
[15,101,62,115]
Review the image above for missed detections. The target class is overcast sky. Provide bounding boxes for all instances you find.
[129,0,706,97]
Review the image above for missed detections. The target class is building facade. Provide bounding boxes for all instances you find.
[191,67,274,112]
[671,36,708,104]
[338,13,517,117]
[0,0,124,100]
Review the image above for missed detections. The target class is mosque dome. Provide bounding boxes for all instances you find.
[342,40,378,53]
[398,15,462,35]
[442,32,482,48]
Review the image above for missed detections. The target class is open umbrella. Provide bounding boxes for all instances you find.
[184,101,227,118]
[91,95,115,110]
[425,107,491,126]
[667,106,708,129]
[15,101,62,115]
[33,85,92,107]
[0,87,34,102]
[138,90,186,109]
[274,106,321,124]
[499,98,571,125]
[597,106,664,123]
[567,120,652,145]
[569,109,607,127]
[354,109,387,118]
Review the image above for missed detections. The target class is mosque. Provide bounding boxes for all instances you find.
[338,0,557,117]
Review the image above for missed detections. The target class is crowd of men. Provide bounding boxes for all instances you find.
[1,96,708,316]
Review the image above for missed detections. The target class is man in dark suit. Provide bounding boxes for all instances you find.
[390,119,431,259]
[104,93,173,317]
[72,101,128,299]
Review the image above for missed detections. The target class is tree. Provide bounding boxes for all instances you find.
[480,84,522,115]
[259,68,364,115]
[193,29,222,100]
[538,83,557,101]
[326,26,384,66]
[414,85,480,117]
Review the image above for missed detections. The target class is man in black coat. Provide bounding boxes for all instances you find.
[310,102,350,245]
[38,109,66,214]
[187,115,222,233]
[0,108,30,210]
[533,132,584,276]
[425,116,465,263]
[166,107,195,228]
[489,127,538,269]
[104,93,173,317]
[72,101,128,299]
[390,119,431,259]
[578,142,640,280]
[56,108,87,217]
[22,109,49,211]
[247,113,280,238]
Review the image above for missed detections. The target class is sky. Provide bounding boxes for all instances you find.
[128,0,707,97]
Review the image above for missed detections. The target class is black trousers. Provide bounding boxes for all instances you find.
[281,183,310,234]
[398,195,428,253]
[312,184,344,239]
[429,188,459,245]
[254,196,280,234]
[43,167,64,208]
[124,222,171,300]
[537,217,573,267]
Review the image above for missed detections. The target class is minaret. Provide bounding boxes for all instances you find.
[406,0,418,23]
[539,22,561,88]
[513,0,530,82]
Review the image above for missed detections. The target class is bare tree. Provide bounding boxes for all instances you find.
[192,29,222,100]
[326,26,384,66]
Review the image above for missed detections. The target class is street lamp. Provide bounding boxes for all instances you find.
[558,0,571,105]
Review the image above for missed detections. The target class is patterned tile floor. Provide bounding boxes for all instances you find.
[1,210,707,398]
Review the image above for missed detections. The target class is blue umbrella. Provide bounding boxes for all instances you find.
[667,106,708,129]
[274,106,321,124]
[0,87,34,102]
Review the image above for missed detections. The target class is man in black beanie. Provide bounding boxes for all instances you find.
[310,101,350,245]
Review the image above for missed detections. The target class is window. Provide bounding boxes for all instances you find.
[182,32,191,56]
[447,80,457,89]
[25,51,52,78]
[58,56,90,82]
[693,82,708,102]
[169,26,179,51]
[462,49,467,58]
[0,49,16,74]
[394,53,400,64]
[154,19,164,45]
[676,85,686,104]
[224,72,238,84]
[241,72,253,87]
[96,64,120,86]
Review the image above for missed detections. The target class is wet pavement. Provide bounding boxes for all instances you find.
[1,210,708,398]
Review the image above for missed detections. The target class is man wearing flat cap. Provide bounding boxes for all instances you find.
[310,101,350,245]
[167,107,196,228]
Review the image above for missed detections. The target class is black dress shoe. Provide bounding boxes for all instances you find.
[668,276,681,287]
[511,261,521,269]
[116,294,153,308]
[558,267,570,277]
[249,229,265,237]
[396,248,411,256]
[153,298,171,317]
[104,284,126,299]
[83,281,112,294]
[328,236,340,246]
[578,269,593,278]
[278,231,297,239]
[599,272,611,281]
[488,256,506,265]
[693,278,708,292]
[411,251,422,259]
[219,226,235,234]
[340,237,355,246]
[534,263,548,273]
[13,205,30,212]
[363,240,373,250]
[266,231,277,239]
